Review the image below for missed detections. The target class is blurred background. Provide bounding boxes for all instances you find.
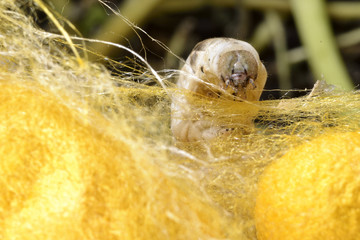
[40,0,360,99]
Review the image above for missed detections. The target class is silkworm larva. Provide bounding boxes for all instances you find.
[171,37,267,141]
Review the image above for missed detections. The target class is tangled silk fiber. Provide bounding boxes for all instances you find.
[0,80,245,239]
[0,1,243,239]
[1,1,360,240]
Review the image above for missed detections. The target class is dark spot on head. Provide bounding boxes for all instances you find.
[200,66,204,73]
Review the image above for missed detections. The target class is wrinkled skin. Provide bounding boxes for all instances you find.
[171,38,267,142]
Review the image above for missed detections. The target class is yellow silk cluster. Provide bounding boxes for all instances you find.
[0,1,360,239]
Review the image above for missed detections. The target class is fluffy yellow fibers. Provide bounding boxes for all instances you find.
[255,131,360,240]
[0,80,245,239]
[2,0,360,239]
[0,1,244,239]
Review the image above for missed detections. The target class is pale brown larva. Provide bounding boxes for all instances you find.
[171,38,267,142]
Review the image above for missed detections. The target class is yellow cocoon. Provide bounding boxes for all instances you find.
[0,81,240,240]
[255,131,360,240]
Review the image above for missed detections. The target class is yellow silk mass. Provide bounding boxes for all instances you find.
[1,1,360,239]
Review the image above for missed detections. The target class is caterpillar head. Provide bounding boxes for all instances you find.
[218,50,259,99]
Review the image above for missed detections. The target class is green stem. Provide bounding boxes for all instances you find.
[290,0,353,90]
[249,19,272,53]
[266,11,291,91]
[288,27,360,64]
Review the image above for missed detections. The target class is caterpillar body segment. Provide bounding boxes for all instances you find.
[171,38,267,141]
